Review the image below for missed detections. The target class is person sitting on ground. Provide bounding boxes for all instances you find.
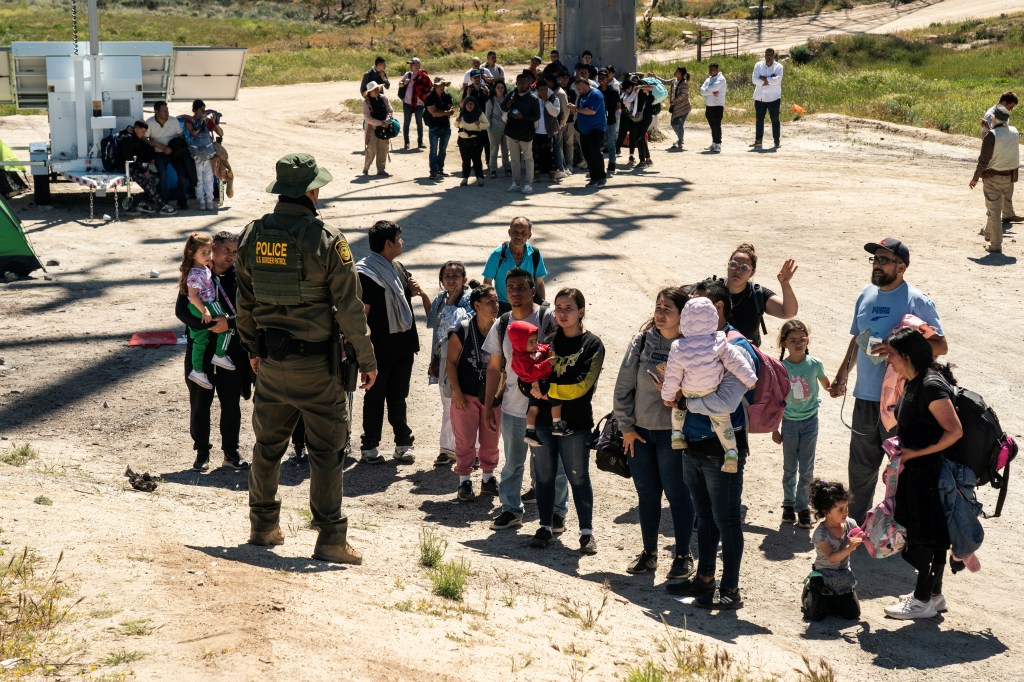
[456,96,489,187]
[120,120,176,215]
[723,242,799,347]
[802,479,862,621]
[508,321,568,446]
[362,82,394,176]
[482,217,548,314]
[661,297,757,472]
[180,232,236,390]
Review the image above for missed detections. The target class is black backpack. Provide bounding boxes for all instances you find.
[589,333,648,479]
[498,242,545,305]
[101,125,136,171]
[945,387,1018,517]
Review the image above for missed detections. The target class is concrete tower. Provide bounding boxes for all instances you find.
[557,0,638,74]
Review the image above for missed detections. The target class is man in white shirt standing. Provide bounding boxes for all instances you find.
[751,48,783,150]
[700,63,727,153]
[981,92,1018,134]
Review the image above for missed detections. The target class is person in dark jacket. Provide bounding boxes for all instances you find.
[883,328,962,620]
[121,121,176,215]
[503,72,541,194]
[175,230,251,471]
[360,56,390,97]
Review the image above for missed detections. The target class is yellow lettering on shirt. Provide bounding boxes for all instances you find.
[255,240,288,265]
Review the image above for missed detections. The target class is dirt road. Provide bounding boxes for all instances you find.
[0,80,1021,680]
[640,0,1024,62]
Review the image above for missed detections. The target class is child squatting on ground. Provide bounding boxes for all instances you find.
[772,320,831,529]
[180,232,236,389]
[507,320,569,446]
[660,297,757,473]
[802,479,862,621]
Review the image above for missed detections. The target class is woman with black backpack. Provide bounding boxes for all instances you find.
[883,327,963,620]
[613,286,697,580]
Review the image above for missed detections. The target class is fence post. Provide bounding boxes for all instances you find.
[697,30,702,62]
[539,20,544,56]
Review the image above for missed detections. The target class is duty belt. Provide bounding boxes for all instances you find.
[283,338,331,357]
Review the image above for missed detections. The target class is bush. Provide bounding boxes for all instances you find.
[428,558,470,601]
[418,527,446,568]
[790,44,813,64]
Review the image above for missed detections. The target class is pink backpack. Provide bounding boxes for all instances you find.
[855,452,907,558]
[726,331,792,433]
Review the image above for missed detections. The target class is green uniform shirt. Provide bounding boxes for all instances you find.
[782,355,826,421]
[235,201,377,372]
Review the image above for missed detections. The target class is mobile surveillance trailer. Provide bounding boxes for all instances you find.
[0,0,246,218]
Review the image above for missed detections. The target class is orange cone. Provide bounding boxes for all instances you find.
[791,104,806,115]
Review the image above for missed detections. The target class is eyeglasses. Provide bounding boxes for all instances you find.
[867,256,899,266]
[727,260,752,273]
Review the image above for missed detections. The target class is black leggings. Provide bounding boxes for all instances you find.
[802,579,861,621]
[633,115,652,161]
[902,544,946,602]
[458,136,485,178]
[705,105,724,144]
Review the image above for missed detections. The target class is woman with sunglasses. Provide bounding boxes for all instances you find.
[724,243,799,347]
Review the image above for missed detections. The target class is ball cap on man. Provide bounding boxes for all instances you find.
[407,57,421,65]
[864,237,910,266]
[266,153,333,197]
[994,104,1011,122]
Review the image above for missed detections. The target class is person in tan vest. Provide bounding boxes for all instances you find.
[970,105,1022,253]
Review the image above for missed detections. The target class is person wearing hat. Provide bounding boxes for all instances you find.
[362,82,394,177]
[235,153,378,565]
[971,103,1022,253]
[398,57,432,150]
[828,238,946,525]
[424,77,455,179]
[462,56,493,88]
[120,120,176,215]
[981,91,1018,134]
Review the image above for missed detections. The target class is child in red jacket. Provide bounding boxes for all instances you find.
[508,320,568,445]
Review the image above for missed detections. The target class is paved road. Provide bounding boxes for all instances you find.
[640,0,1024,62]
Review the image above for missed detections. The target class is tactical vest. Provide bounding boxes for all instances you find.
[989,125,1020,172]
[249,213,332,305]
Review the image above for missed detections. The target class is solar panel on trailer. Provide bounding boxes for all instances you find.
[170,48,247,102]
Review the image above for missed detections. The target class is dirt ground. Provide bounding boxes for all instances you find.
[640,0,1024,62]
[0,79,1022,681]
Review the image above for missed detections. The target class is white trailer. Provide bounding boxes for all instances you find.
[0,0,246,218]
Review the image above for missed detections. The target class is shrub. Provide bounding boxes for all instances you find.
[418,527,446,568]
[428,558,470,601]
[790,44,813,64]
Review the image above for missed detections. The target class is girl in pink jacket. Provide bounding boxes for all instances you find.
[661,298,757,472]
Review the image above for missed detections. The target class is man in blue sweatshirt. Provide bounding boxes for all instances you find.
[571,78,607,187]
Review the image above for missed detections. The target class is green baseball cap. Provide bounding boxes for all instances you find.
[265,153,333,197]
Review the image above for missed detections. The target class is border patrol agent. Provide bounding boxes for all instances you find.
[970,104,1022,254]
[236,153,378,564]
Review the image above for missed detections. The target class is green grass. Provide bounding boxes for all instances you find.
[427,558,469,601]
[109,618,155,637]
[418,527,446,569]
[641,17,1024,137]
[100,649,147,666]
[657,0,907,19]
[33,495,53,506]
[1,443,37,466]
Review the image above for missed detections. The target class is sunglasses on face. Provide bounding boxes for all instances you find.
[868,256,899,266]
[727,260,752,273]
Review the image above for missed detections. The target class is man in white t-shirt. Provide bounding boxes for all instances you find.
[482,268,568,531]
[981,91,1017,134]
[462,56,493,86]
[145,100,190,209]
[484,51,505,87]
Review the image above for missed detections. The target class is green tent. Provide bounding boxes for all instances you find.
[0,195,43,277]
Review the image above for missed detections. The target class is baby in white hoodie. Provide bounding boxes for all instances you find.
[661,298,758,472]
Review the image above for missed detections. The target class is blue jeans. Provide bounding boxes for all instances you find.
[154,154,188,203]
[670,112,689,145]
[428,126,451,174]
[681,448,747,591]
[402,102,424,146]
[498,412,567,518]
[754,98,781,145]
[630,428,695,555]
[604,122,618,167]
[533,426,592,531]
[781,414,818,512]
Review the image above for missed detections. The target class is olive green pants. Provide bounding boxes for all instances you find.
[249,354,349,546]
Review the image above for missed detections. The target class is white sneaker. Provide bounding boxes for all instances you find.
[899,592,947,612]
[705,144,716,151]
[188,370,213,390]
[885,596,937,620]
[361,448,385,464]
[394,445,415,463]
[521,184,533,194]
[211,355,237,371]
[553,170,568,180]
[508,182,521,192]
